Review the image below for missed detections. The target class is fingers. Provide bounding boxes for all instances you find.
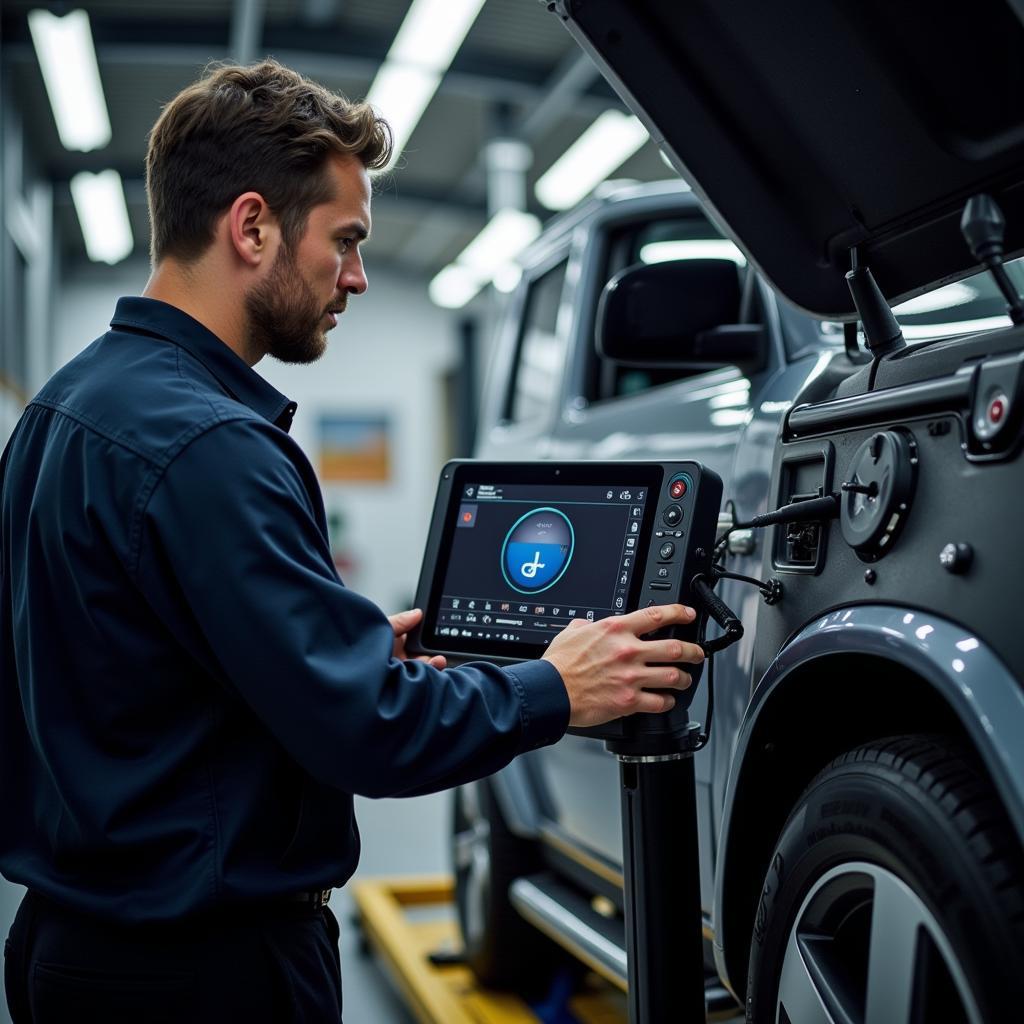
[635,665,692,691]
[639,637,705,666]
[632,690,677,715]
[618,603,697,636]
[388,608,423,635]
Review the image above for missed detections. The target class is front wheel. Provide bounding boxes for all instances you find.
[746,735,1024,1023]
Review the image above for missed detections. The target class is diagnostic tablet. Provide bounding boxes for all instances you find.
[407,460,722,669]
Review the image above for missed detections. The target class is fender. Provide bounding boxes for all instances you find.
[712,603,1024,996]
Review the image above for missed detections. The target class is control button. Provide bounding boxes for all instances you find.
[674,531,683,538]
[668,473,692,500]
[655,530,665,538]
[939,542,973,575]
[975,389,1009,439]
[972,361,1015,443]
[658,541,676,560]
[648,581,672,590]
[663,505,683,528]
[656,567,670,579]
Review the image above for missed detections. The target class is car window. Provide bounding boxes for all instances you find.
[507,258,569,424]
[584,213,754,403]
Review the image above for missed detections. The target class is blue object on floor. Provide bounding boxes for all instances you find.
[529,969,580,1024]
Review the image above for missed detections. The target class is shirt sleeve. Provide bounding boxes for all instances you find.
[136,418,569,798]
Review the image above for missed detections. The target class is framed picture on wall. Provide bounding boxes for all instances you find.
[317,413,392,483]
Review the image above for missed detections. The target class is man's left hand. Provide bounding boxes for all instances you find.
[389,608,446,670]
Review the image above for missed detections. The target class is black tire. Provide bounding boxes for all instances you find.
[746,734,1024,1024]
[451,779,565,993]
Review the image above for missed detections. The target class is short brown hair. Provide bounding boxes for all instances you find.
[146,60,391,263]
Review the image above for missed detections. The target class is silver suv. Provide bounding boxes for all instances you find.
[451,174,1024,1020]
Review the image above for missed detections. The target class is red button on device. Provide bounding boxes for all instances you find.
[670,479,687,499]
[989,397,1006,424]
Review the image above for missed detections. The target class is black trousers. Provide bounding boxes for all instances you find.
[4,891,343,1023]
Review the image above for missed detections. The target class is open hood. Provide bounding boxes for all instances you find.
[550,0,1024,320]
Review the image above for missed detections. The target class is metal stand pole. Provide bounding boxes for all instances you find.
[619,752,706,1024]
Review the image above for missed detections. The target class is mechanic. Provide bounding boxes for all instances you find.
[0,61,703,1022]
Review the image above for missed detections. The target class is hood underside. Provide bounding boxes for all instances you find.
[552,0,1024,320]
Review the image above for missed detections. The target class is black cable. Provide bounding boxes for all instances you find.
[736,492,839,531]
[711,567,783,604]
[715,492,839,563]
[693,649,714,751]
[713,568,772,593]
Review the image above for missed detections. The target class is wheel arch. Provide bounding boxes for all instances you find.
[712,604,1024,1002]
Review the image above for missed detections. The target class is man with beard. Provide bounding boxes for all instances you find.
[0,61,702,1022]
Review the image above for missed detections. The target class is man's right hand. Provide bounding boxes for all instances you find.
[542,604,704,728]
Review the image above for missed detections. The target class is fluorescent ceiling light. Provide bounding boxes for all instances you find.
[368,0,486,170]
[458,209,541,278]
[70,170,133,264]
[366,64,440,165]
[535,110,649,211]
[429,265,482,309]
[428,210,541,309]
[640,239,746,266]
[492,264,523,294]
[389,0,488,73]
[28,9,111,152]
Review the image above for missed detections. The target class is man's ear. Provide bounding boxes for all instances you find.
[227,192,279,267]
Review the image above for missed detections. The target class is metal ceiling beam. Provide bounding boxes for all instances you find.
[396,51,611,274]
[518,50,600,141]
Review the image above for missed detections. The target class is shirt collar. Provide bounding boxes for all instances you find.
[109,296,297,432]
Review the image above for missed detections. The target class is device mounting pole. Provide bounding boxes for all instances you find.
[619,745,706,1024]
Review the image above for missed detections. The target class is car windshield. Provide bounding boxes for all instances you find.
[891,256,1024,342]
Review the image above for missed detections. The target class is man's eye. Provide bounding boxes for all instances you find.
[337,238,353,253]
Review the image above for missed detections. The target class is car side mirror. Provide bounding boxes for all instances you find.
[596,258,768,374]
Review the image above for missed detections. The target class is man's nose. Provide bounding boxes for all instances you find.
[339,251,367,295]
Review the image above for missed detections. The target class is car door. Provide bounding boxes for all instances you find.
[507,194,784,916]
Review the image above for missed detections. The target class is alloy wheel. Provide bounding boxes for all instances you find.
[776,861,983,1024]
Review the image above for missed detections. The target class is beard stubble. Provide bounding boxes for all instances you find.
[244,245,336,365]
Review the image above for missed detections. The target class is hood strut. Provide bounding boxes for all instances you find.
[961,194,1024,327]
[845,249,906,361]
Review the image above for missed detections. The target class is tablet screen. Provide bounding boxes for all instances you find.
[421,464,663,659]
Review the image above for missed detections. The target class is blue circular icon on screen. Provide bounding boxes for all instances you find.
[501,507,575,594]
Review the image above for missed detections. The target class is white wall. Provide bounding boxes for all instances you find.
[52,259,461,613]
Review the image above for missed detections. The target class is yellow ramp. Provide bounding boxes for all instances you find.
[351,875,627,1024]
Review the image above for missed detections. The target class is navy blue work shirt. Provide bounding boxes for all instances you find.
[0,296,569,924]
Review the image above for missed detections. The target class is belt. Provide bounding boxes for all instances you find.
[289,889,332,909]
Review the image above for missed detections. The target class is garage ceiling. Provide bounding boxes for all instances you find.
[1,0,672,281]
